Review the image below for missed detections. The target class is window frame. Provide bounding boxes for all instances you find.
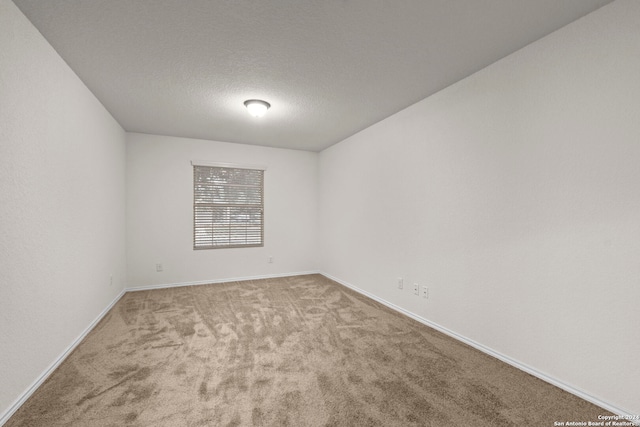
[192,161,266,250]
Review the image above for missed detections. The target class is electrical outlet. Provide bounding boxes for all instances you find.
[413,283,419,295]
[421,285,428,299]
[268,256,274,264]
[110,275,113,286]
[156,263,163,272]
[397,278,403,289]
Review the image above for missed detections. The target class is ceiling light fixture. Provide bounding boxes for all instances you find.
[244,99,270,118]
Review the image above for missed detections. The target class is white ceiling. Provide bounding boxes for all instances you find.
[14,0,613,152]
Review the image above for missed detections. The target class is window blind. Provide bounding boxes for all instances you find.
[193,165,264,249]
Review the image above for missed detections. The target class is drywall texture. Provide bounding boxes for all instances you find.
[319,0,640,415]
[126,133,318,286]
[0,0,127,420]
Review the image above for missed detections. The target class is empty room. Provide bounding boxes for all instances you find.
[1,0,639,425]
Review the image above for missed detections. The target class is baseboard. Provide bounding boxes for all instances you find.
[0,289,127,426]
[321,272,638,423]
[126,270,320,292]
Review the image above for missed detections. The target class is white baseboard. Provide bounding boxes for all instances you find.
[321,272,638,423]
[126,270,320,292]
[0,289,126,426]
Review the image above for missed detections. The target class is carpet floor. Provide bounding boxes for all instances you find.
[6,274,610,426]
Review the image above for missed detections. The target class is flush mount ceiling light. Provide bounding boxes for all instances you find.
[244,99,271,118]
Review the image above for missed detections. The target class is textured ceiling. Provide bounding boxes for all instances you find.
[14,0,613,152]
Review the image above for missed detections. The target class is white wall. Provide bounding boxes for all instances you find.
[126,133,318,286]
[319,0,640,415]
[0,0,127,419]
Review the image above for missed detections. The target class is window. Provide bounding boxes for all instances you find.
[193,164,264,249]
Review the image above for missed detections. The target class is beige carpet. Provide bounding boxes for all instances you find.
[6,274,609,426]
